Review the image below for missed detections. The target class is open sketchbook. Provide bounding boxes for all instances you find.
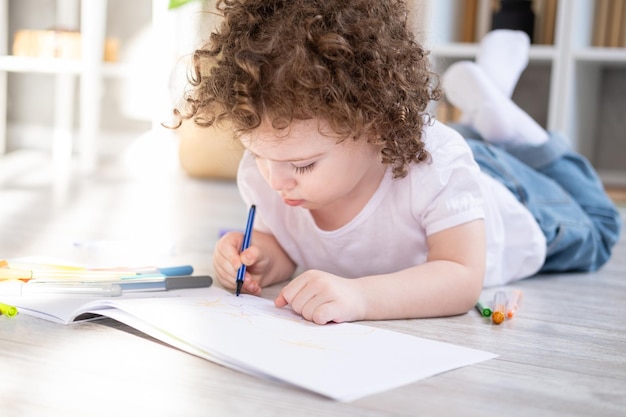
[7,286,496,401]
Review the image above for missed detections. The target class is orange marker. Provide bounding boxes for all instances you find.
[506,290,523,319]
[492,291,506,325]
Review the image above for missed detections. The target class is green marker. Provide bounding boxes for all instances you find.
[475,301,491,317]
[0,302,18,317]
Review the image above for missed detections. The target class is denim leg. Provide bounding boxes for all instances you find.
[465,134,622,273]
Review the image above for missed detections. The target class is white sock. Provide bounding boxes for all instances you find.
[442,61,548,146]
[476,29,530,98]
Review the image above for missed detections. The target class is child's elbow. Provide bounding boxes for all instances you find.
[459,266,485,315]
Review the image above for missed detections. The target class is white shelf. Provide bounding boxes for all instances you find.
[0,55,134,77]
[527,45,559,62]
[0,0,109,172]
[414,0,626,185]
[0,55,82,74]
[2,0,200,168]
[430,43,557,62]
[572,48,626,65]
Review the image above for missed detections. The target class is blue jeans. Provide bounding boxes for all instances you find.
[451,124,622,273]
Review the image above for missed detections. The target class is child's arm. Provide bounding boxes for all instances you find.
[275,219,486,324]
[213,230,296,295]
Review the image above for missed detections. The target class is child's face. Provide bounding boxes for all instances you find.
[240,118,383,213]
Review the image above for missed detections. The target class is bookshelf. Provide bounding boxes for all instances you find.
[412,0,626,186]
[0,0,180,173]
[2,1,624,183]
[0,0,111,172]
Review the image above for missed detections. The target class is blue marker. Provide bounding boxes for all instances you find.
[155,265,194,276]
[236,205,256,296]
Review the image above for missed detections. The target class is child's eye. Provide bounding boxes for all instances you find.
[293,162,316,174]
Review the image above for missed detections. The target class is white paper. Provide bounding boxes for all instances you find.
[8,286,497,401]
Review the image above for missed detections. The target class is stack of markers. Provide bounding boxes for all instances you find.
[475,290,522,325]
[0,259,207,296]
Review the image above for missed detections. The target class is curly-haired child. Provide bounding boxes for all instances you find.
[174,1,621,324]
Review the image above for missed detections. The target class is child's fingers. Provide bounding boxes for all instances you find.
[213,232,244,288]
[274,275,308,308]
[242,275,261,295]
[213,259,237,290]
[240,245,260,267]
[214,232,264,295]
[274,292,288,307]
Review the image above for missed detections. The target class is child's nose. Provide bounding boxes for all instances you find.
[267,166,296,191]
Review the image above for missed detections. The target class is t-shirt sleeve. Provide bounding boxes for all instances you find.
[413,122,486,236]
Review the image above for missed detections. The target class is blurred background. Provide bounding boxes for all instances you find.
[0,0,225,175]
[0,0,624,194]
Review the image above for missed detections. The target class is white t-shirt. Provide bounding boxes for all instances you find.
[237,120,546,287]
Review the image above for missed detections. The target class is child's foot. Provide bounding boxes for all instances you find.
[442,61,548,146]
[476,29,530,98]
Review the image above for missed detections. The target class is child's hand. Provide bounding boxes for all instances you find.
[212,231,264,295]
[274,270,367,324]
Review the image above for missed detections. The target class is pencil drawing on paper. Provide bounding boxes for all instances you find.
[194,295,302,322]
[191,295,376,352]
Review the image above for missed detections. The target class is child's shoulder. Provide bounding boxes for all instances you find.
[404,118,481,185]
[422,118,467,146]
[420,119,475,164]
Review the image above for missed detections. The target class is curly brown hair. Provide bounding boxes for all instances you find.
[174,0,441,178]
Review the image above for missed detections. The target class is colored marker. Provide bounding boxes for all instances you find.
[0,302,18,317]
[506,289,523,319]
[0,268,137,282]
[120,275,213,292]
[0,281,122,297]
[492,291,506,325]
[0,264,194,282]
[236,205,256,296]
[475,301,492,317]
[90,265,194,276]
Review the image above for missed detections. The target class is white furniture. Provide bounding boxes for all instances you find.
[414,0,626,186]
[3,1,624,182]
[0,0,178,173]
[0,0,110,172]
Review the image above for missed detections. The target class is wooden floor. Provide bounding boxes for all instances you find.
[1,145,625,417]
